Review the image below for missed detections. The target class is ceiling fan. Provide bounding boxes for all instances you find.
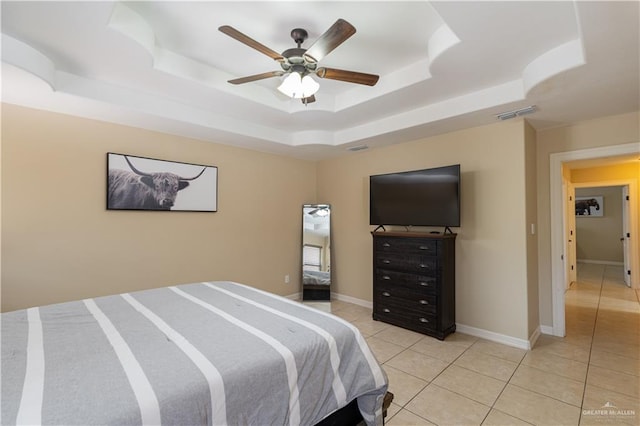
[306,206,330,216]
[218,19,379,104]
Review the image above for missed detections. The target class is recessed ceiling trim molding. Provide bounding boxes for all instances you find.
[2,1,636,160]
[105,3,444,116]
[107,2,156,61]
[427,24,461,64]
[108,2,303,112]
[522,39,585,95]
[2,34,57,90]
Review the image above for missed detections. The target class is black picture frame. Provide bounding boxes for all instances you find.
[107,153,218,212]
[575,195,603,217]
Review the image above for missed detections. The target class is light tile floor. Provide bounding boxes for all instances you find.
[330,264,639,425]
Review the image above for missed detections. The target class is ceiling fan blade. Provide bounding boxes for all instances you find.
[303,19,356,63]
[316,67,379,86]
[301,95,316,105]
[228,71,284,85]
[219,25,284,62]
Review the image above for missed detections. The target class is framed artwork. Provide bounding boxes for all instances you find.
[575,196,603,217]
[107,153,217,212]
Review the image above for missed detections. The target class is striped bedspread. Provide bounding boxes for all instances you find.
[1,281,387,425]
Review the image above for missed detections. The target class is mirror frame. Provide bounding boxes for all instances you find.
[301,204,331,301]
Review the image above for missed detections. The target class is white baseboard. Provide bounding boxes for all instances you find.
[456,323,532,350]
[290,292,548,350]
[539,325,554,335]
[529,326,541,349]
[331,293,373,309]
[577,259,624,266]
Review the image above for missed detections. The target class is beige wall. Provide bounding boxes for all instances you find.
[1,104,317,312]
[317,119,533,340]
[574,186,623,263]
[536,111,640,327]
[4,101,637,342]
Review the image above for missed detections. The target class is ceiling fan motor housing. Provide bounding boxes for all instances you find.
[280,46,317,73]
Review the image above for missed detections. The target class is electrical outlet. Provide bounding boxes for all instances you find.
[284,275,290,284]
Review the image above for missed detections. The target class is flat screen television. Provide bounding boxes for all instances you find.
[369,164,460,227]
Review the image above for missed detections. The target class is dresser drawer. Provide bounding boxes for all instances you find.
[375,253,437,274]
[373,308,438,332]
[375,269,438,294]
[375,238,438,255]
[374,286,437,313]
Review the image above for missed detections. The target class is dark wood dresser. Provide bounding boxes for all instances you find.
[372,231,456,340]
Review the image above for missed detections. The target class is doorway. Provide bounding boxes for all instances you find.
[549,143,639,337]
[574,185,629,286]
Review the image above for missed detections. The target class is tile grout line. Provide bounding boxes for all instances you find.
[478,340,531,425]
[389,339,480,424]
[577,265,605,425]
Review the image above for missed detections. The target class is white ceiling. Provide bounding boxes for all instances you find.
[2,1,639,160]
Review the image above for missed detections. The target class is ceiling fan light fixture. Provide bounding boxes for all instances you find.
[278,72,320,99]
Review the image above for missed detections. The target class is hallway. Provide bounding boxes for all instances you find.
[562,263,639,424]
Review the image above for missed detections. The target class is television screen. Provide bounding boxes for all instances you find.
[369,164,460,227]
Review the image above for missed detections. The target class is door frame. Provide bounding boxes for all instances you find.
[622,185,631,287]
[562,182,577,289]
[550,142,639,336]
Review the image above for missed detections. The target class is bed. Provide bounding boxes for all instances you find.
[302,270,332,301]
[1,281,388,425]
[302,270,331,286]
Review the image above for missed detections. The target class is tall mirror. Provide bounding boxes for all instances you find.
[302,204,331,301]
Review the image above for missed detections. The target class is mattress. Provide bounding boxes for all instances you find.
[1,281,387,425]
[303,270,331,286]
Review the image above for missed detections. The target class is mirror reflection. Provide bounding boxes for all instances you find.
[302,204,331,301]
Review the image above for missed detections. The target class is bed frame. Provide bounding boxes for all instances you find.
[317,392,394,426]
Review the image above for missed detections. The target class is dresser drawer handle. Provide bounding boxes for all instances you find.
[419,281,431,287]
[382,242,391,248]
[419,264,429,269]
[382,275,391,280]
[419,317,429,323]
[382,292,391,297]
[382,259,391,264]
[418,246,431,251]
[419,299,429,305]
[383,308,391,313]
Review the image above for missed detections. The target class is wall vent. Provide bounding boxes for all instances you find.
[496,105,537,121]
[347,145,369,152]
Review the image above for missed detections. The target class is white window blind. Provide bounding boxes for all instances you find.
[303,245,321,271]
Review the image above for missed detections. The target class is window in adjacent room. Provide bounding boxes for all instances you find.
[303,245,322,271]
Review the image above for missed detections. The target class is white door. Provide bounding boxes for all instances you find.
[622,186,631,287]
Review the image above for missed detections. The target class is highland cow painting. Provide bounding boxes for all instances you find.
[107,153,217,212]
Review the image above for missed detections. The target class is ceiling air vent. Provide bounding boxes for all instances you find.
[496,105,536,121]
[347,145,369,152]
